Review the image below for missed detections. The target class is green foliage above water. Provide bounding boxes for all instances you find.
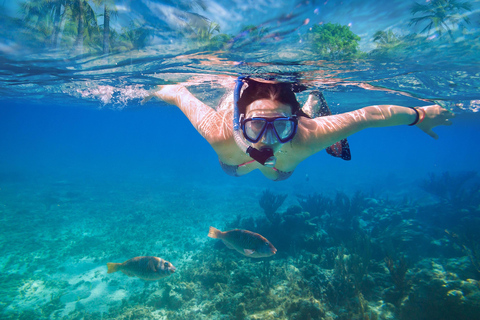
[187,21,232,51]
[409,0,473,39]
[13,0,150,54]
[371,0,477,61]
[308,23,362,60]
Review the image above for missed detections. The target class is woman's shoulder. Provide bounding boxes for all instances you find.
[215,89,234,112]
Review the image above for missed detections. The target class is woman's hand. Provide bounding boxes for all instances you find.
[141,84,186,105]
[141,75,236,106]
[416,105,454,139]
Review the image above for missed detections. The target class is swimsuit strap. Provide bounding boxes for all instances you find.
[238,160,279,171]
[219,159,292,180]
[238,160,256,167]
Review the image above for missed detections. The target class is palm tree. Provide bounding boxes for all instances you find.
[115,21,152,51]
[373,30,401,46]
[72,0,84,51]
[68,0,98,52]
[91,0,117,54]
[20,0,57,45]
[47,0,71,49]
[20,0,97,52]
[409,0,472,39]
[191,21,220,42]
[371,30,408,57]
[19,0,209,53]
[102,3,110,53]
[47,2,67,48]
[183,19,232,51]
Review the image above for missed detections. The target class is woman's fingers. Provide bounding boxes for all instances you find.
[418,105,455,139]
[427,129,439,140]
[140,85,165,105]
[141,95,154,105]
[440,107,455,126]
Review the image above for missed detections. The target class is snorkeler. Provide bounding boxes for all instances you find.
[142,77,453,181]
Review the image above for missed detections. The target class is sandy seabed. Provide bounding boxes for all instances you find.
[1,173,480,320]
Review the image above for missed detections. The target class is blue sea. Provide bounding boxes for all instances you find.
[1,0,480,319]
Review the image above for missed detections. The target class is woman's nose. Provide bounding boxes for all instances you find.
[261,127,277,144]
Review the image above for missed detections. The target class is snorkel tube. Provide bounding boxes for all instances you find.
[233,77,276,167]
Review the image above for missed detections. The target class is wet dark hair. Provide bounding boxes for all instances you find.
[237,79,310,118]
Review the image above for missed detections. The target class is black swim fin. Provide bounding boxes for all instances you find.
[326,139,351,161]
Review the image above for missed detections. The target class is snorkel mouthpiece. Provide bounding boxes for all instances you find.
[246,147,276,167]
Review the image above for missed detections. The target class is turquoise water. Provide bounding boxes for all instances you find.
[1,1,480,319]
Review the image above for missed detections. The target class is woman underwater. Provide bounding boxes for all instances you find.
[143,77,453,181]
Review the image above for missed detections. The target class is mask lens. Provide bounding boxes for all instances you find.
[273,119,294,141]
[242,116,297,143]
[244,119,267,142]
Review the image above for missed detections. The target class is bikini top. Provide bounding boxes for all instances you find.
[219,159,294,181]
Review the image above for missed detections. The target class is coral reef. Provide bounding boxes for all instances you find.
[2,171,480,319]
[383,255,410,306]
[399,258,480,320]
[418,171,480,228]
[258,189,287,225]
[420,171,478,206]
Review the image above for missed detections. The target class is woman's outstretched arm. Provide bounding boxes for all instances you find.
[142,85,232,145]
[297,104,454,156]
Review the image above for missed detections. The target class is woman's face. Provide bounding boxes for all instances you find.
[245,99,293,152]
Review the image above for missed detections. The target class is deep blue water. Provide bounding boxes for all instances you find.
[1,0,480,319]
[3,99,479,195]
